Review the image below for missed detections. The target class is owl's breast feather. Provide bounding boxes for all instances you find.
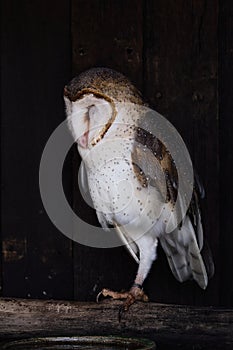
[86,158,166,237]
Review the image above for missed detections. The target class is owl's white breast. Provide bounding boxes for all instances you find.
[82,136,167,240]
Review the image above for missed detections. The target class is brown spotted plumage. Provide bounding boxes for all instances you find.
[64,67,145,105]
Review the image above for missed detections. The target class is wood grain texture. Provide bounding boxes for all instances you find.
[72,0,143,88]
[141,0,219,306]
[1,0,73,299]
[219,0,233,307]
[0,298,232,349]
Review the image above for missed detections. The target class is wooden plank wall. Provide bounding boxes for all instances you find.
[143,0,219,306]
[219,0,233,307]
[1,0,73,300]
[1,0,232,307]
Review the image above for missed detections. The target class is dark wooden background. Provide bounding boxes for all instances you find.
[1,0,232,307]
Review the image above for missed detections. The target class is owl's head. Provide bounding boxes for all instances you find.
[64,67,144,151]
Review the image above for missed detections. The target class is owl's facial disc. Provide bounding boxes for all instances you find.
[68,94,113,150]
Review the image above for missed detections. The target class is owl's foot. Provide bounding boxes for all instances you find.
[96,285,148,321]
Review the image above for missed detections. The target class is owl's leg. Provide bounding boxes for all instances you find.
[118,236,158,320]
[97,236,158,320]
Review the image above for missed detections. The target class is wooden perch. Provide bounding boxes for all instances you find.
[0,298,232,349]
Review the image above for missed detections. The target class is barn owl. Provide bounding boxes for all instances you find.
[64,67,214,318]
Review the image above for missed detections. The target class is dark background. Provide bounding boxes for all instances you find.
[1,0,232,307]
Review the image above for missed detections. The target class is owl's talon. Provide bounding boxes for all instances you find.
[96,291,103,303]
[96,288,130,301]
[96,288,115,302]
[97,286,148,322]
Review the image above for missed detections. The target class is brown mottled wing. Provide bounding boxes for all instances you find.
[131,125,178,209]
[132,113,214,280]
[132,120,199,232]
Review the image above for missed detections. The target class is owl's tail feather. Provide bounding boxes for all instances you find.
[160,217,208,289]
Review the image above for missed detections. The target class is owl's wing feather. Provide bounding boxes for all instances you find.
[188,189,203,250]
[188,183,214,279]
[96,214,139,263]
[160,217,208,289]
[79,160,89,193]
[131,125,180,216]
[132,118,213,287]
[194,170,205,199]
[201,240,215,279]
[114,223,140,264]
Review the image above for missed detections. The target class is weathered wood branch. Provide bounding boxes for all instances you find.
[0,298,232,349]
